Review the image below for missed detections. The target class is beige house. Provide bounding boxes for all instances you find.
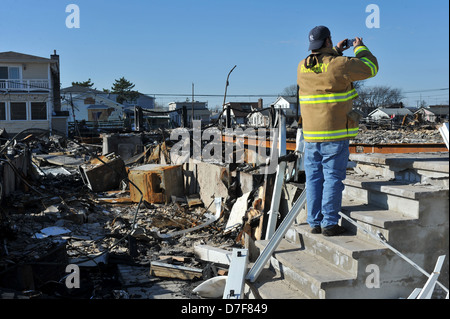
[414,105,449,123]
[0,51,68,135]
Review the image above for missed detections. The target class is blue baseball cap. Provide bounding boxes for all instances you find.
[308,26,331,51]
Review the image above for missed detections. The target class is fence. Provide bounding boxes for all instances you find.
[68,120,126,136]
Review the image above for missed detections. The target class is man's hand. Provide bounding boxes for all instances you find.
[354,37,364,47]
[336,39,350,52]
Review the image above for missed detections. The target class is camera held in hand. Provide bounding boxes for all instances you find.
[345,38,356,47]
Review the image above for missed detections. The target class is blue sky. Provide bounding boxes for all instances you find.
[1,0,449,108]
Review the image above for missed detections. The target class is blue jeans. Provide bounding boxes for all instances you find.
[304,140,349,229]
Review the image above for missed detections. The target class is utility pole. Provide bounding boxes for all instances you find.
[192,83,194,128]
[296,84,299,122]
[223,65,236,129]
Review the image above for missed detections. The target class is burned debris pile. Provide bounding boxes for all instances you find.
[0,129,265,299]
[354,124,445,144]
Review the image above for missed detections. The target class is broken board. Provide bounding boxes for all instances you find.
[224,192,251,233]
[150,261,203,280]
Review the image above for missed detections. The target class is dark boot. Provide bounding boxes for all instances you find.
[322,224,346,236]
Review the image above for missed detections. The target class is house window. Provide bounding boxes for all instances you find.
[0,102,5,120]
[0,66,21,89]
[0,66,20,79]
[31,102,47,120]
[9,67,20,79]
[10,102,27,120]
[0,67,8,79]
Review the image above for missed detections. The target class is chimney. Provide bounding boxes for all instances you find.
[258,98,263,109]
[50,50,61,113]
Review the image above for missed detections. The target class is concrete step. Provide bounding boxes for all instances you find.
[343,174,449,218]
[255,239,355,299]
[349,152,449,187]
[250,265,310,299]
[340,198,420,242]
[341,199,419,228]
[290,223,387,276]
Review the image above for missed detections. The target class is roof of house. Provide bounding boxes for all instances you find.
[369,108,413,117]
[228,103,259,118]
[428,105,448,110]
[248,109,272,117]
[378,102,405,108]
[61,85,105,95]
[225,101,259,111]
[271,95,297,106]
[0,51,53,63]
[230,108,249,118]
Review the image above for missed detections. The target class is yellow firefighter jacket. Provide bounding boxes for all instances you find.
[297,45,378,142]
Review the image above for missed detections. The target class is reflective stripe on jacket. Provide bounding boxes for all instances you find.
[297,45,378,142]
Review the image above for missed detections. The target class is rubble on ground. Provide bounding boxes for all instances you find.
[0,131,253,299]
[353,125,444,145]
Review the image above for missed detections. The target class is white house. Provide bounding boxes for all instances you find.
[247,108,271,127]
[368,108,413,121]
[0,51,68,135]
[61,86,124,122]
[61,85,157,123]
[272,96,299,124]
[273,96,297,109]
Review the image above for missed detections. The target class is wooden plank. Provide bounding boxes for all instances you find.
[96,196,134,204]
[194,245,232,265]
[149,261,203,280]
[159,255,191,263]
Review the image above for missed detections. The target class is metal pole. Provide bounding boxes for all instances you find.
[265,109,287,239]
[223,65,236,128]
[296,84,299,122]
[192,82,194,128]
[416,255,446,299]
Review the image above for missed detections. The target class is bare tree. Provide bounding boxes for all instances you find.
[353,85,404,116]
[281,84,298,97]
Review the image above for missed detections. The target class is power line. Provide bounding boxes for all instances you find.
[60,89,449,99]
[60,90,281,98]
[402,88,449,94]
[3,80,448,104]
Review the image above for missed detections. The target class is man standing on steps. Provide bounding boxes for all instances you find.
[297,26,378,236]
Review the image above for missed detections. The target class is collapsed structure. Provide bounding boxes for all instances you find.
[0,117,448,299]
